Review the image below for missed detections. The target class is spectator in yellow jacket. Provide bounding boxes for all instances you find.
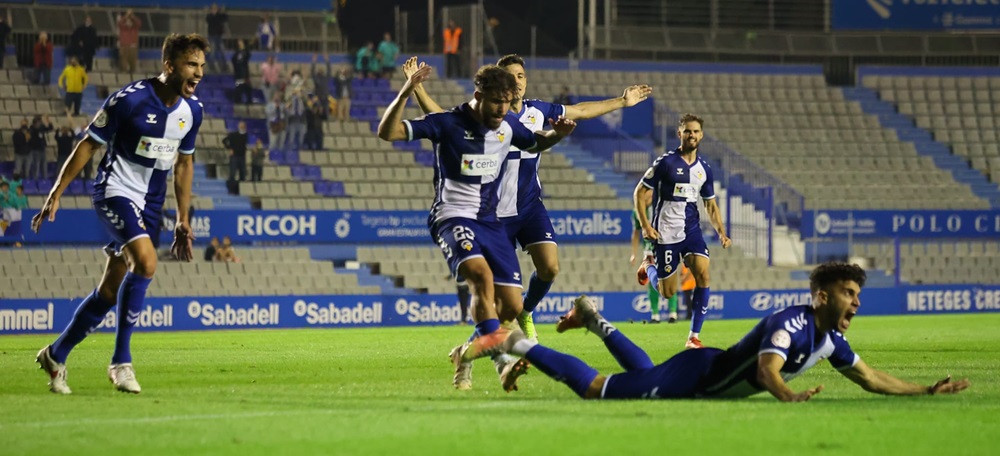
[58,56,88,116]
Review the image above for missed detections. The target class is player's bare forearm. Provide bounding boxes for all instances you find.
[842,361,966,395]
[173,153,194,224]
[412,84,444,114]
[564,97,626,120]
[705,199,727,237]
[634,184,652,230]
[630,230,640,260]
[50,137,98,200]
[532,129,566,152]
[758,354,822,402]
[376,89,412,141]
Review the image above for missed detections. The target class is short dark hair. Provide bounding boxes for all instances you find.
[678,113,704,129]
[474,65,517,98]
[162,33,210,64]
[809,262,867,294]
[496,54,525,68]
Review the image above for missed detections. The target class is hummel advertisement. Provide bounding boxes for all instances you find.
[3,287,997,334]
[1,210,631,244]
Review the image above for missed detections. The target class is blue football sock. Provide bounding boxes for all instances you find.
[690,287,711,334]
[475,318,500,336]
[524,345,599,398]
[111,272,152,365]
[51,289,115,363]
[522,272,552,313]
[604,330,654,371]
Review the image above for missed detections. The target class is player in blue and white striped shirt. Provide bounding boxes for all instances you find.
[473,263,970,401]
[403,55,652,390]
[33,34,208,395]
[378,63,576,391]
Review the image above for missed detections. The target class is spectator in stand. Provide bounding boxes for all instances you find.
[231,39,252,105]
[378,32,399,79]
[223,120,249,183]
[368,51,383,80]
[260,54,282,107]
[33,31,53,85]
[310,53,332,112]
[13,119,31,178]
[205,4,228,73]
[284,74,307,150]
[54,118,80,175]
[0,181,9,208]
[250,138,265,182]
[58,57,88,116]
[204,237,219,262]
[554,86,575,106]
[216,236,240,263]
[304,94,326,150]
[334,69,352,123]
[355,42,374,79]
[29,115,53,179]
[266,92,286,151]
[443,20,462,79]
[257,14,277,54]
[69,15,99,72]
[0,10,13,70]
[117,9,142,74]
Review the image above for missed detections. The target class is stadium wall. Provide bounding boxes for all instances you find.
[3,286,999,334]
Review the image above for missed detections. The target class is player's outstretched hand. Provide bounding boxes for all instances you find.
[31,196,60,233]
[642,225,659,242]
[171,220,195,262]
[929,375,970,395]
[789,385,824,402]
[549,116,577,137]
[720,234,732,249]
[622,84,653,107]
[402,56,418,79]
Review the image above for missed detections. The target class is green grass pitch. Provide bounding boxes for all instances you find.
[1,313,997,455]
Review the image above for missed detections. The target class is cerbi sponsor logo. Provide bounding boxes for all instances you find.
[187,300,280,327]
[0,303,54,332]
[294,298,382,325]
[395,298,460,323]
[749,292,811,312]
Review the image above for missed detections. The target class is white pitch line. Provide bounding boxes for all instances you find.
[0,409,343,429]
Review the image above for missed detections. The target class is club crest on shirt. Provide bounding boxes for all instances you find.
[460,240,473,251]
[496,131,505,143]
[93,109,108,128]
[179,117,186,130]
[695,171,704,180]
[526,115,536,124]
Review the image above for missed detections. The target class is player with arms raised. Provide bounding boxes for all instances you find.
[377,63,576,391]
[635,113,730,349]
[403,55,651,389]
[33,33,207,394]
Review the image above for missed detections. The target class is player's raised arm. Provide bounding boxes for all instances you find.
[401,57,445,114]
[839,359,970,396]
[757,353,824,402]
[377,64,432,141]
[563,84,652,120]
[31,136,101,232]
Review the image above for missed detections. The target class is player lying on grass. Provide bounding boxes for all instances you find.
[460,262,971,401]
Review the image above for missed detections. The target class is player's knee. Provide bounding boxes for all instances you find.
[695,270,710,287]
[461,263,493,290]
[537,260,559,281]
[130,254,157,278]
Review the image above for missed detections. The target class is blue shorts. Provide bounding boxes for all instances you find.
[94,196,161,256]
[501,205,556,250]
[431,218,522,288]
[603,348,723,399]
[654,231,709,281]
